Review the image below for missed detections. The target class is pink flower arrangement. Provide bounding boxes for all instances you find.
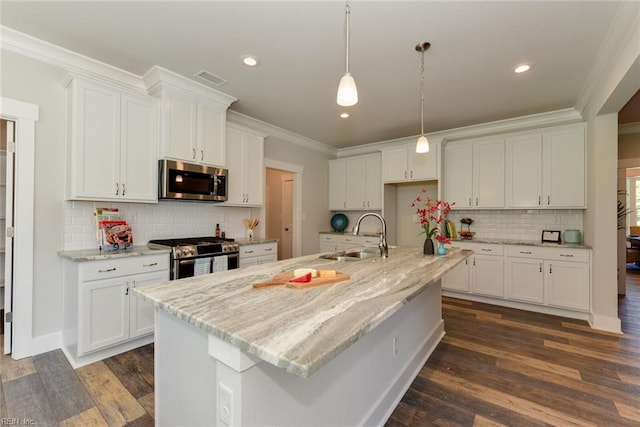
[410,188,454,240]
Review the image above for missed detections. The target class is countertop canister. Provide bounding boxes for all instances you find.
[563,229,582,244]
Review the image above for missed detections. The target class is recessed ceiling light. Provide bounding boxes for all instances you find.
[514,64,531,73]
[242,55,260,67]
[340,112,350,119]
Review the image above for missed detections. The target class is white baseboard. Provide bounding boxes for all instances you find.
[589,314,622,334]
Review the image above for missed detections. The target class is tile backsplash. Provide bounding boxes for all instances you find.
[63,200,254,250]
[447,209,583,241]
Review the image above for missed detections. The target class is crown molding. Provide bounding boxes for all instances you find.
[619,122,640,135]
[1,25,147,93]
[226,110,336,156]
[337,108,583,157]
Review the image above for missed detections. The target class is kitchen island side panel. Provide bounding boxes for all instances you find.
[154,280,443,427]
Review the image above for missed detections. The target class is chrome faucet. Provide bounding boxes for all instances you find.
[353,212,388,258]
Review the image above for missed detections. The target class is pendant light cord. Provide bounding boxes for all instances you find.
[420,47,425,136]
[345,1,351,74]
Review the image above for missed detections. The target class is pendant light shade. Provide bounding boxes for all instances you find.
[415,42,431,153]
[337,1,358,106]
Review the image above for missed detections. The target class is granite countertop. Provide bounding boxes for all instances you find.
[58,246,170,262]
[319,231,381,237]
[134,246,471,378]
[449,237,591,249]
[236,237,279,246]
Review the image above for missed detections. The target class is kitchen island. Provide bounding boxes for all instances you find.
[135,246,471,426]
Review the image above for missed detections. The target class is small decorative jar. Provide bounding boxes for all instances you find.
[437,242,447,256]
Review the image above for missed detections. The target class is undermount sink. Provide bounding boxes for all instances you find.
[320,250,382,261]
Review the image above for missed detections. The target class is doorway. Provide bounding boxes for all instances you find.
[1,119,15,352]
[264,159,303,260]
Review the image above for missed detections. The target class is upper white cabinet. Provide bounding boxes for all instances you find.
[381,142,438,183]
[66,76,159,203]
[329,154,381,211]
[444,137,505,209]
[144,66,236,167]
[507,123,586,209]
[225,123,265,206]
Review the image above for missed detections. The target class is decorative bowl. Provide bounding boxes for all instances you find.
[331,213,349,232]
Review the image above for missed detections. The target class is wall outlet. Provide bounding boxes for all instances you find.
[393,337,399,356]
[218,383,233,426]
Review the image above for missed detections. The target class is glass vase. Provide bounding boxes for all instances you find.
[437,242,447,256]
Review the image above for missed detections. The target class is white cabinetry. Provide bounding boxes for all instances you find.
[381,142,438,183]
[66,76,159,202]
[239,242,278,267]
[443,242,503,297]
[329,154,381,210]
[506,246,590,312]
[444,137,505,209]
[144,66,236,167]
[506,124,586,209]
[319,234,380,252]
[225,124,265,206]
[62,253,169,368]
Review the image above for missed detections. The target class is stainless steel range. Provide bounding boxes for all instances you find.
[148,236,240,280]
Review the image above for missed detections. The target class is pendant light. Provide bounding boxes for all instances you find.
[337,1,358,106]
[415,42,431,153]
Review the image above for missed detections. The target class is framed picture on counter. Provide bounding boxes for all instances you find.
[541,230,561,244]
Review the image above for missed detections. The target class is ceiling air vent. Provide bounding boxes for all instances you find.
[194,70,228,87]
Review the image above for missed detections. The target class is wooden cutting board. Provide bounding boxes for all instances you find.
[253,272,350,289]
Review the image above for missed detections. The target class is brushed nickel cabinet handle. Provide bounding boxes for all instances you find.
[143,262,158,267]
[98,267,116,273]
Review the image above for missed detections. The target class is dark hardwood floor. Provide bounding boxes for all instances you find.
[1,272,638,426]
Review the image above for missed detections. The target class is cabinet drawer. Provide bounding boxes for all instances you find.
[320,234,339,243]
[450,242,503,256]
[540,247,590,263]
[240,243,277,258]
[506,246,544,259]
[79,254,169,281]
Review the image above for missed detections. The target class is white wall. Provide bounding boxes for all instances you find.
[263,136,334,255]
[1,50,67,339]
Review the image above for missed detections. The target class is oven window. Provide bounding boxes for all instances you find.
[169,169,214,195]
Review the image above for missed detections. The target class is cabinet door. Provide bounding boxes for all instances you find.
[442,257,470,292]
[409,143,437,181]
[68,79,121,200]
[443,142,473,208]
[506,258,544,303]
[381,147,409,183]
[365,155,382,209]
[78,277,129,355]
[473,138,505,208]
[345,158,366,209]
[197,100,226,167]
[130,270,168,339]
[506,133,543,208]
[225,128,245,204]
[545,261,589,311]
[471,255,504,297]
[543,126,586,208]
[120,93,159,202]
[163,88,197,161]
[243,134,264,205]
[329,160,347,210]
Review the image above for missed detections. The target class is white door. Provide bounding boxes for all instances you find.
[444,141,473,208]
[471,255,505,297]
[130,270,168,338]
[473,138,505,208]
[2,120,15,354]
[281,179,294,260]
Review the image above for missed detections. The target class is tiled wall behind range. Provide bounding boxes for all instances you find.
[447,209,584,241]
[63,200,254,251]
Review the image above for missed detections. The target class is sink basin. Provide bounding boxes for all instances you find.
[320,250,382,261]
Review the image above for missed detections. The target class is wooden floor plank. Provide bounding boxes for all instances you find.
[0,351,36,383]
[59,407,109,427]
[0,378,6,419]
[137,392,154,418]
[3,373,58,425]
[76,361,146,426]
[102,346,154,399]
[32,349,95,422]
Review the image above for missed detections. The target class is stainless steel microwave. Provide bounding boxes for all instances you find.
[159,160,227,202]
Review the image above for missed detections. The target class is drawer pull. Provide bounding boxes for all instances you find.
[143,262,158,267]
[481,248,492,252]
[98,267,116,273]
[519,251,532,255]
[265,248,273,251]
[559,254,574,258]
[245,250,254,254]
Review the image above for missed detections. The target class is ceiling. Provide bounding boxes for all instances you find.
[0,1,630,149]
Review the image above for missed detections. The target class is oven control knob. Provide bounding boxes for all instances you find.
[174,248,182,257]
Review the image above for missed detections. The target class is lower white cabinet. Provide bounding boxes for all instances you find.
[239,242,278,267]
[442,242,503,297]
[444,242,591,318]
[319,233,380,252]
[63,252,169,367]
